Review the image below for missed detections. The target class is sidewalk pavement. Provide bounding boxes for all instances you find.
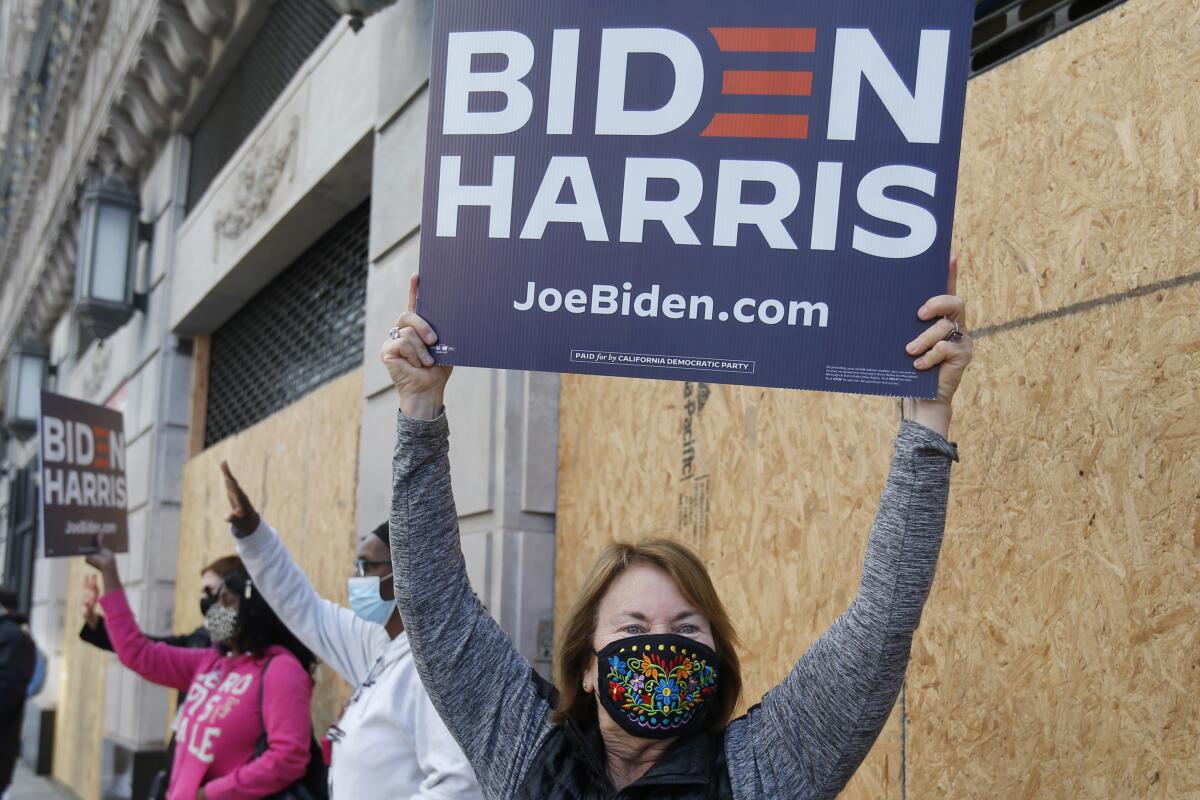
[5,763,75,800]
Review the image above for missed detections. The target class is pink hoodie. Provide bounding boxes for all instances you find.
[100,589,312,800]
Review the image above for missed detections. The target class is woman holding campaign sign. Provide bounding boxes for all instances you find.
[380,263,971,798]
[85,546,324,800]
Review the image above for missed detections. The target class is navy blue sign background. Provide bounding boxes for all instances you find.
[418,1,972,397]
[39,391,129,558]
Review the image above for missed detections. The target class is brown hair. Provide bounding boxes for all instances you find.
[552,538,741,732]
[201,555,242,579]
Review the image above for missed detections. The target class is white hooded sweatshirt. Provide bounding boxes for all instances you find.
[236,521,481,800]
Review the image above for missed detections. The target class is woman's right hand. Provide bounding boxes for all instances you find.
[84,535,122,594]
[220,461,260,538]
[380,274,452,420]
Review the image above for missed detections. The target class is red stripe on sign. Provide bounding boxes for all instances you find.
[710,28,816,53]
[95,458,108,469]
[701,113,809,139]
[722,70,813,96]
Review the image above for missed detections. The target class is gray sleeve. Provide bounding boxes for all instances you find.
[725,420,958,800]
[389,410,553,800]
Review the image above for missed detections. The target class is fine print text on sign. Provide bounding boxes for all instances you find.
[39,391,129,558]
[417,1,973,396]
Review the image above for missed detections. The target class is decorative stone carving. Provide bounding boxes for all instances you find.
[122,77,169,140]
[79,341,113,401]
[92,136,120,178]
[138,41,188,111]
[213,117,301,245]
[55,225,78,277]
[183,0,235,39]
[107,108,150,172]
[1,0,256,363]
[158,1,209,77]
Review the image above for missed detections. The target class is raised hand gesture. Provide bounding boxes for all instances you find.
[379,274,453,420]
[220,461,260,538]
[83,534,122,593]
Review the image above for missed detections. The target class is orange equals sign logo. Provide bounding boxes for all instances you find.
[94,426,110,469]
[702,28,816,140]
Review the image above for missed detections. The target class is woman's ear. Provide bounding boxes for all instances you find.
[582,655,599,696]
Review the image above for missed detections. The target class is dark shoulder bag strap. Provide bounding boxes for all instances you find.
[251,655,326,800]
[254,655,277,756]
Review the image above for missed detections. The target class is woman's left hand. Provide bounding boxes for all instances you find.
[904,257,974,433]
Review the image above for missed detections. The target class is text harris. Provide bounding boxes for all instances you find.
[435,26,954,259]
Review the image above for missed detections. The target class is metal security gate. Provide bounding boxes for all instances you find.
[3,464,37,613]
[187,0,341,210]
[971,0,1130,76]
[204,201,370,448]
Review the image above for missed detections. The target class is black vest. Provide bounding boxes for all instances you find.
[515,674,735,800]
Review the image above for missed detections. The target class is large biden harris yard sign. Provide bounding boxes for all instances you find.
[417,1,972,396]
[38,392,129,557]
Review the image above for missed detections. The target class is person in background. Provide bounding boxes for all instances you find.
[219,461,482,800]
[85,547,318,800]
[79,555,241,800]
[80,555,242,652]
[0,588,36,798]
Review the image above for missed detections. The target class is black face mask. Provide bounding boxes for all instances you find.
[199,594,217,617]
[595,634,720,740]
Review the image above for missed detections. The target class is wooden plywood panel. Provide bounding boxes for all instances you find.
[955,0,1200,331]
[555,1,1199,797]
[556,376,903,799]
[53,557,108,800]
[907,288,1200,798]
[906,0,1200,792]
[189,334,211,458]
[175,370,363,734]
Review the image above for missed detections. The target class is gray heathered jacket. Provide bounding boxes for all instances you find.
[390,413,958,799]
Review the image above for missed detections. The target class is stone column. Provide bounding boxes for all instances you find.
[356,0,559,675]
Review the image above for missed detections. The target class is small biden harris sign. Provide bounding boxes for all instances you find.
[38,392,129,557]
[417,1,972,396]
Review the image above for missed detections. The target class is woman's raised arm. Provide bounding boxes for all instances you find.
[726,261,973,798]
[86,545,210,692]
[727,419,958,796]
[382,276,554,798]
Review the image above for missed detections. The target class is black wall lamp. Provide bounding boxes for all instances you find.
[4,341,50,437]
[72,174,152,340]
[321,0,401,32]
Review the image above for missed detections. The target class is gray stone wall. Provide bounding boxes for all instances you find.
[1,0,561,780]
[359,0,559,675]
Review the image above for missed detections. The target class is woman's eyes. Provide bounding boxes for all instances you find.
[619,623,702,635]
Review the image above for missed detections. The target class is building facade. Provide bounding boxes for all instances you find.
[0,2,557,797]
[0,1,1157,798]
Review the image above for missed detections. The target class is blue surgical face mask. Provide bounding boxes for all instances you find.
[348,575,394,626]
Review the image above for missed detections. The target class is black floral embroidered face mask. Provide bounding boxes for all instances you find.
[595,634,720,740]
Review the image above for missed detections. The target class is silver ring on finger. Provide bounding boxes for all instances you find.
[944,319,964,342]
[388,326,402,340]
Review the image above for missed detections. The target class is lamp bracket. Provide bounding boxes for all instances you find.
[138,220,154,243]
[133,291,150,314]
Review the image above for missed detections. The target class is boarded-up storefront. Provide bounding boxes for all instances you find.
[173,370,364,732]
[556,1,1200,796]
